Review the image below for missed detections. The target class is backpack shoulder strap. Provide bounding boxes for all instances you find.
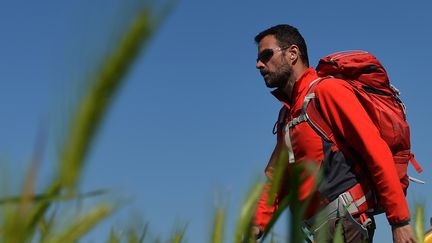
[290,76,334,142]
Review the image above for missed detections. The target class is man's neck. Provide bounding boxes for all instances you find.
[283,65,309,101]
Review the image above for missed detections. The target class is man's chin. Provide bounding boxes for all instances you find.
[264,79,279,88]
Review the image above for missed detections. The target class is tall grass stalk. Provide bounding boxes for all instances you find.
[233,182,263,243]
[266,149,288,207]
[108,228,121,243]
[0,2,169,242]
[332,222,343,243]
[170,225,188,243]
[259,161,320,243]
[58,8,155,193]
[415,204,425,243]
[44,204,114,243]
[211,207,225,243]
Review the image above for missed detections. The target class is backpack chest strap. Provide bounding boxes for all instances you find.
[288,93,316,128]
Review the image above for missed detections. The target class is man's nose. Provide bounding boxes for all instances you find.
[256,60,265,69]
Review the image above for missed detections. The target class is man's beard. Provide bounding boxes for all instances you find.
[263,62,292,89]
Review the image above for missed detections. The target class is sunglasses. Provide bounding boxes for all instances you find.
[257,47,289,63]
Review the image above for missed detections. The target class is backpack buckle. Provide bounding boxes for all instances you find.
[359,213,372,227]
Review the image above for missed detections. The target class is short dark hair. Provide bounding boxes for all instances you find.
[255,24,309,67]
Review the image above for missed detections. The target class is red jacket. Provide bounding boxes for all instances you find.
[254,67,410,230]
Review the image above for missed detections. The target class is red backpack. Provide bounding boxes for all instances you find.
[303,50,423,194]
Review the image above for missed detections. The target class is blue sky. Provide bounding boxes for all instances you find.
[0,0,431,242]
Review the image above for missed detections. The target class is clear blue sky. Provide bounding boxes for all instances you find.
[0,0,431,242]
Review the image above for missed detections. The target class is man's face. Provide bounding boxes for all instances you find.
[256,35,292,89]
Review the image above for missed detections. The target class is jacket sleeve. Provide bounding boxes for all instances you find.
[254,181,277,232]
[253,135,283,230]
[314,78,410,225]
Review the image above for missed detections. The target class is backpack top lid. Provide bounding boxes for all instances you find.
[316,51,393,94]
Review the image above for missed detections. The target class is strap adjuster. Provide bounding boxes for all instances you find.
[339,192,360,215]
[359,213,372,227]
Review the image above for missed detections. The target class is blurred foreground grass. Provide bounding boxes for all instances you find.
[0,1,429,242]
[0,2,175,242]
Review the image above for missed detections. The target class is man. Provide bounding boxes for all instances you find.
[252,24,416,242]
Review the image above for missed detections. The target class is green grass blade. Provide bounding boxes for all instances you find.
[266,149,288,207]
[108,227,121,243]
[332,221,343,243]
[107,227,121,243]
[260,196,289,241]
[45,204,115,243]
[170,225,187,243]
[233,182,263,243]
[415,203,425,243]
[0,182,61,243]
[1,126,47,243]
[260,162,319,242]
[38,209,58,243]
[59,7,156,192]
[289,163,320,243]
[0,2,174,243]
[211,207,225,243]
[0,189,108,205]
[138,223,149,243]
[24,181,62,237]
[128,227,139,243]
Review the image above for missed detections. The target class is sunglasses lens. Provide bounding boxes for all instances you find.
[258,49,274,63]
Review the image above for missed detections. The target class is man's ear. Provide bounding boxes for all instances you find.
[287,45,300,63]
